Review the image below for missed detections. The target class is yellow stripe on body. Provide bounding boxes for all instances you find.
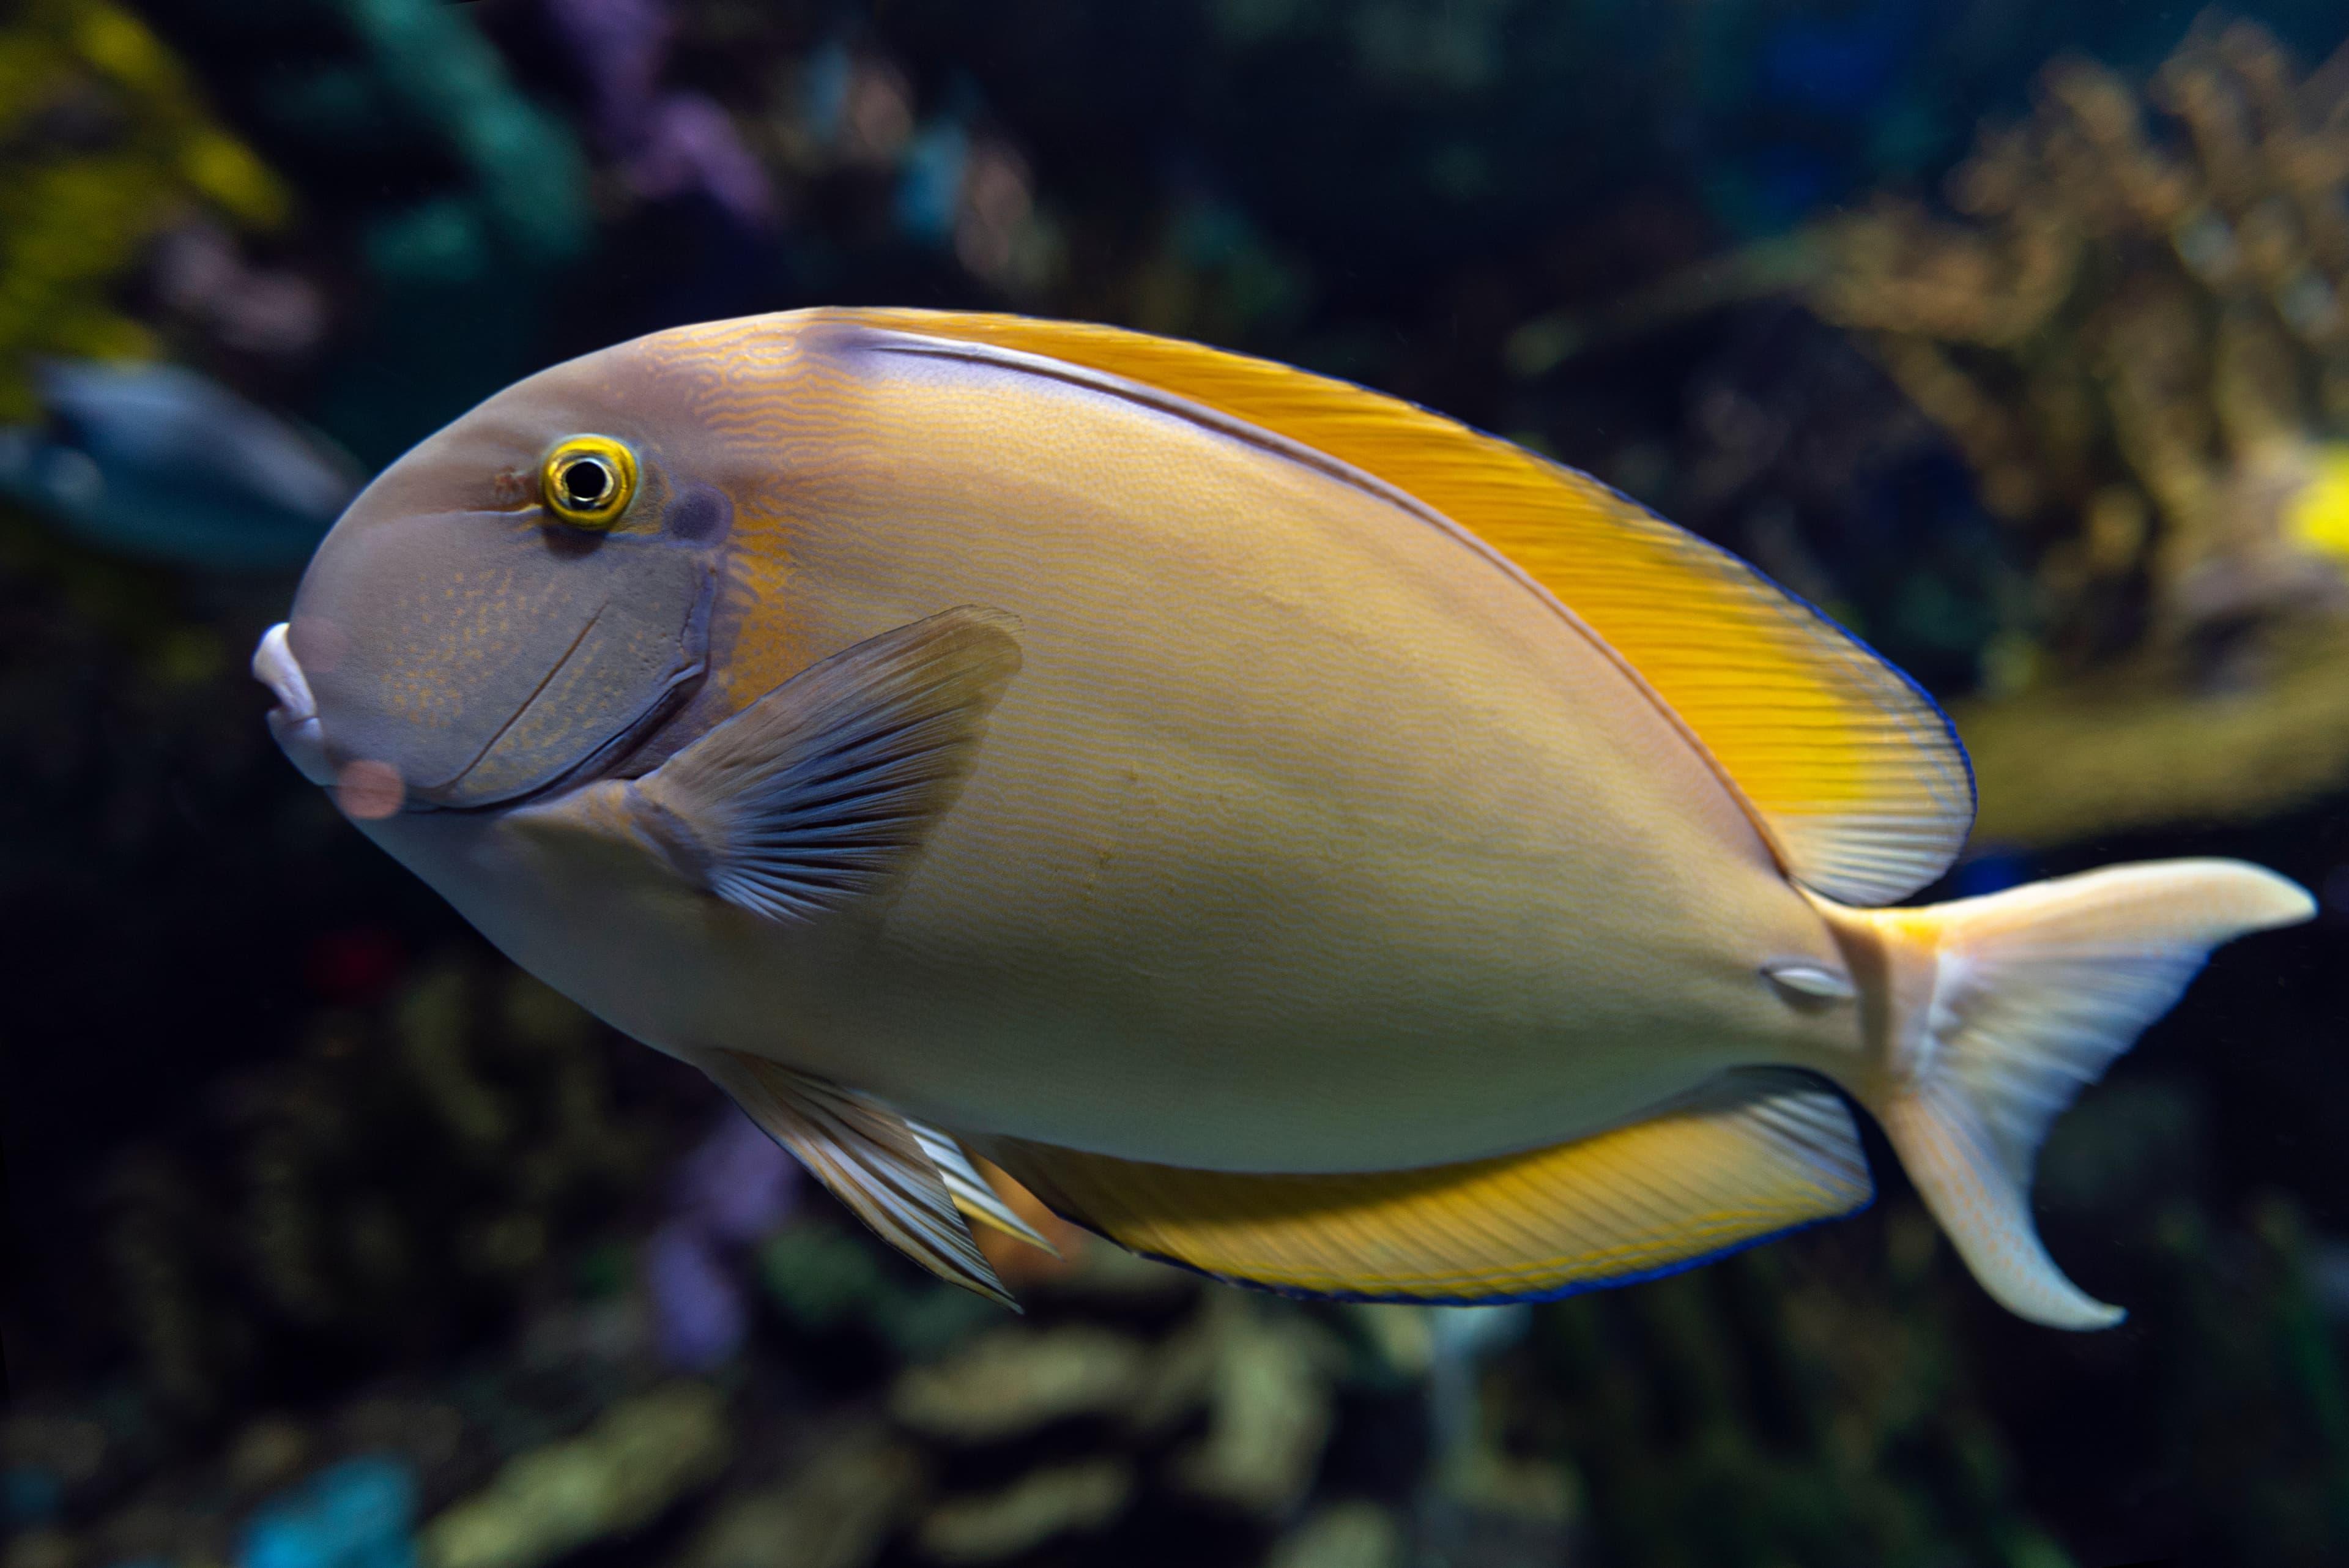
[821,308,1973,908]
[985,1071,1871,1301]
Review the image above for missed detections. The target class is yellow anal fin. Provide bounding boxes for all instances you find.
[822,308,1975,907]
[981,1071,1871,1303]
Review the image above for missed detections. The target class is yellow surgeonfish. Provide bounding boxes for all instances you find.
[252,309,2312,1328]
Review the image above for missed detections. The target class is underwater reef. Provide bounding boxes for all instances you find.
[0,0,290,419]
[9,6,2349,1568]
[1814,18,2349,844]
[1521,15,2349,845]
[1812,18,2349,660]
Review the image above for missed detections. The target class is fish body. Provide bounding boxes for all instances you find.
[257,309,2312,1325]
[337,325,1835,1173]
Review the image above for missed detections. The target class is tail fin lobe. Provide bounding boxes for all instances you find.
[1824,860,2312,1329]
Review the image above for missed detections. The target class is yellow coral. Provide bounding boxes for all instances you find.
[0,0,291,420]
[2284,443,2349,560]
[71,1,166,87]
[182,131,288,229]
[1809,18,2349,672]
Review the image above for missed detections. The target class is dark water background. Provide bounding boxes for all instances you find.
[8,3,2349,1566]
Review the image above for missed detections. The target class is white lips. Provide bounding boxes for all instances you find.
[253,622,314,719]
[254,622,336,784]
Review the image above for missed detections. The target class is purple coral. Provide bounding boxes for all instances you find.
[674,1103,801,1243]
[644,1107,800,1370]
[541,0,776,227]
[644,1219,746,1371]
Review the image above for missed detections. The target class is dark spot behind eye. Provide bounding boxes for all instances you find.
[664,482,733,544]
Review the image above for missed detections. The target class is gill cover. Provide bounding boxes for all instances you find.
[292,448,716,809]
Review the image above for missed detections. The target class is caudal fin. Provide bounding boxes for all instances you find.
[1822,860,2312,1329]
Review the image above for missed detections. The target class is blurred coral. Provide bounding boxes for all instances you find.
[670,1424,918,1568]
[88,959,685,1421]
[237,1455,418,1568]
[642,22,1065,300]
[0,0,289,420]
[877,1254,1348,1562]
[419,1383,727,1568]
[1813,16,2349,671]
[642,1109,799,1371]
[541,0,774,228]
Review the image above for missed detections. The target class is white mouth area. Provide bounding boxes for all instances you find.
[253,622,314,719]
[254,622,335,785]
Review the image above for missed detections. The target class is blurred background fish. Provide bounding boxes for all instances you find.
[1,360,362,571]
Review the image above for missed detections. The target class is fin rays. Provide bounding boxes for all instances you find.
[1821,860,2315,1328]
[701,1051,1019,1306]
[635,605,1023,923]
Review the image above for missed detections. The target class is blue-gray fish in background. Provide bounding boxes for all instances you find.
[0,360,362,571]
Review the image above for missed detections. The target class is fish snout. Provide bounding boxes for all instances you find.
[254,620,406,818]
[281,489,718,814]
[254,621,334,785]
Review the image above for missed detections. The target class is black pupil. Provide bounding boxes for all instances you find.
[560,457,612,509]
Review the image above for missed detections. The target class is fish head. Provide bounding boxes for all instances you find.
[256,339,735,816]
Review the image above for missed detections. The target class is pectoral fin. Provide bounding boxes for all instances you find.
[700,1050,1021,1306]
[511,606,1022,921]
[981,1069,1871,1303]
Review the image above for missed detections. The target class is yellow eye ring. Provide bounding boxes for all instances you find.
[541,436,638,528]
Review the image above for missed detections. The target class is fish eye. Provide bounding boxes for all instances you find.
[541,436,638,528]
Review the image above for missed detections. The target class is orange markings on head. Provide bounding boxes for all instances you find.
[489,469,533,508]
[336,759,406,820]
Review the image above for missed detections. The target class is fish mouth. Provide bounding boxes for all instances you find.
[254,621,336,786]
[283,503,719,812]
[253,608,706,813]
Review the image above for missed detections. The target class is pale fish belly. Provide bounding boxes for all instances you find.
[494,334,1842,1172]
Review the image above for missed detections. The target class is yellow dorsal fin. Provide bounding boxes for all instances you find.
[980,1070,1871,1303]
[831,307,1975,906]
